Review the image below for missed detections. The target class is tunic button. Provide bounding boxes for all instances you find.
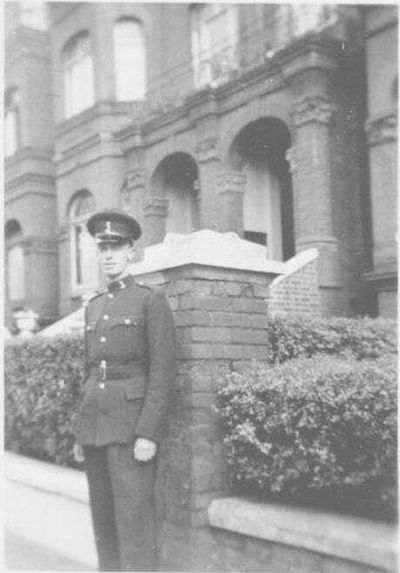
[100,336,106,342]
[103,314,109,320]
[125,318,131,325]
[108,293,114,299]
[99,382,105,389]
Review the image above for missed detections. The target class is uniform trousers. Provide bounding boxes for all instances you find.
[84,444,157,572]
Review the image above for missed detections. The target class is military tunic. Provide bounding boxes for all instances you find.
[74,274,175,571]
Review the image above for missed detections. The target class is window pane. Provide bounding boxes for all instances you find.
[8,245,25,300]
[80,230,98,285]
[190,5,238,88]
[5,110,18,157]
[114,20,146,101]
[64,34,94,118]
[19,1,47,30]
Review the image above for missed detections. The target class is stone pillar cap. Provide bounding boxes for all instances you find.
[130,230,285,276]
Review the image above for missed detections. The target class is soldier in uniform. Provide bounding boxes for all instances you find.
[73,210,176,571]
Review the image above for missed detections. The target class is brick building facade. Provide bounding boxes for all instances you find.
[4,3,398,327]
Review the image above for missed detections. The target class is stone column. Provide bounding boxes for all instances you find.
[195,137,221,230]
[22,236,59,321]
[143,196,169,246]
[365,112,398,317]
[290,96,342,315]
[123,168,146,229]
[57,225,71,316]
[216,171,246,236]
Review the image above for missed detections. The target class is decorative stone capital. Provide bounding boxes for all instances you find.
[291,97,336,127]
[126,168,146,190]
[217,172,246,195]
[21,236,58,255]
[285,147,297,173]
[365,113,397,146]
[195,137,220,163]
[57,225,69,242]
[143,196,169,218]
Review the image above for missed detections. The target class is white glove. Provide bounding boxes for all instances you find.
[73,443,85,463]
[133,438,157,462]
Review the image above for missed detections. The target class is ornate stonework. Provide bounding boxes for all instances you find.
[285,147,297,173]
[57,225,69,242]
[126,168,146,190]
[143,196,169,218]
[217,171,246,194]
[365,112,397,146]
[195,137,220,163]
[291,97,336,127]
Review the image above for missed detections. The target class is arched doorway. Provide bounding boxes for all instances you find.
[230,118,294,261]
[151,153,200,235]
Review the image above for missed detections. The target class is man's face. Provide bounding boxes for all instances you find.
[96,242,134,280]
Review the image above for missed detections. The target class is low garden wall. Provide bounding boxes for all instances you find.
[4,234,398,572]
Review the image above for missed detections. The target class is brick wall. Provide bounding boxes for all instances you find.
[267,248,321,318]
[132,263,275,571]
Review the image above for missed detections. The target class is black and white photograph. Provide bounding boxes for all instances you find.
[3,1,398,571]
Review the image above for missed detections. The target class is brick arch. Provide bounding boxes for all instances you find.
[147,143,198,193]
[110,4,152,34]
[150,152,199,191]
[226,116,294,262]
[66,189,96,220]
[220,100,291,169]
[148,151,200,236]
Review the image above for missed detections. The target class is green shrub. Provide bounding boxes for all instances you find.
[5,335,85,467]
[267,316,397,364]
[216,355,397,521]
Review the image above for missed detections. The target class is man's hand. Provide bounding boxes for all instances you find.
[73,443,85,463]
[133,438,157,462]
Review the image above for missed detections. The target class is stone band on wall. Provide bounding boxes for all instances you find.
[195,137,220,163]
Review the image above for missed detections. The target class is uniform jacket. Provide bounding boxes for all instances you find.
[74,275,176,447]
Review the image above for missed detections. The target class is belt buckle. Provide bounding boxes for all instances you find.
[99,360,107,380]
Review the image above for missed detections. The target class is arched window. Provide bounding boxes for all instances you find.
[191,4,238,87]
[19,1,47,30]
[63,32,95,118]
[114,18,146,101]
[69,192,98,290]
[5,220,24,302]
[5,88,20,157]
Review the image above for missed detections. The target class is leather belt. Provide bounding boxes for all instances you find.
[88,360,147,381]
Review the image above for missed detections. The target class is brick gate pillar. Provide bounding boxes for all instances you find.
[289,96,342,315]
[142,196,169,246]
[216,171,246,236]
[130,230,283,571]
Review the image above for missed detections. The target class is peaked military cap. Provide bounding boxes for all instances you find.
[87,210,141,244]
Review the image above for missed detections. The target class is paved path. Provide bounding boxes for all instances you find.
[5,531,92,571]
[4,454,97,571]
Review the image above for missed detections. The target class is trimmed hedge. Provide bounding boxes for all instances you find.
[216,354,397,521]
[266,316,397,364]
[5,335,85,467]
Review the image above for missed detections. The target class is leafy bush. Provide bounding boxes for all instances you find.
[216,355,397,521]
[5,335,85,467]
[267,316,397,364]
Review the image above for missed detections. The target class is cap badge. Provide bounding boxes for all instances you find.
[105,221,112,233]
